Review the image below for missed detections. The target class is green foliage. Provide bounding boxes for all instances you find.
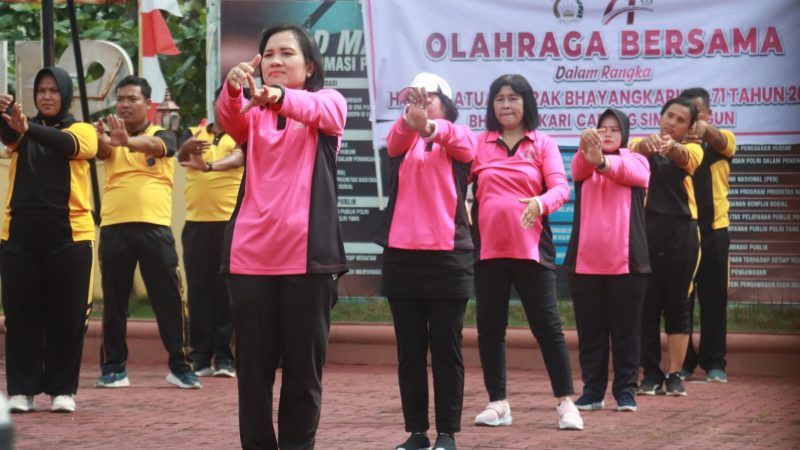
[0,0,208,126]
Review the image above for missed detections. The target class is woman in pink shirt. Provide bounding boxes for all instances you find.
[377,73,476,450]
[564,109,650,413]
[470,74,583,431]
[219,24,347,449]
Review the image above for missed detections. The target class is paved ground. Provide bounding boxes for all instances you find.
[5,362,800,450]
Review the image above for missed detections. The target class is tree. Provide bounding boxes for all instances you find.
[0,0,208,126]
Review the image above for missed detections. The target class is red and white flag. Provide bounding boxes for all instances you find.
[139,0,182,111]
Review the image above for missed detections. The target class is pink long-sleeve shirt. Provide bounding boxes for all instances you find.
[471,129,569,268]
[218,86,348,275]
[376,116,476,251]
[564,148,651,275]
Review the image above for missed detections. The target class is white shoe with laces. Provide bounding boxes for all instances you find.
[7,395,34,413]
[50,395,76,413]
[474,399,512,426]
[557,399,584,430]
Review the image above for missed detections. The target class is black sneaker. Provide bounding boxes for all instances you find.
[636,375,664,396]
[665,372,687,396]
[433,433,456,450]
[396,432,430,450]
[615,391,637,412]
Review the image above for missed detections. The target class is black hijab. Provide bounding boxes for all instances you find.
[598,108,630,149]
[33,66,75,128]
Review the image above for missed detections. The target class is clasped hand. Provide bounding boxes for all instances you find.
[639,133,676,157]
[578,128,604,166]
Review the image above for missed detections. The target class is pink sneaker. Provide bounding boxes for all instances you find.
[474,399,512,426]
[557,399,584,430]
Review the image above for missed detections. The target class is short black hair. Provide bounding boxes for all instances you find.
[116,75,152,99]
[486,74,539,132]
[660,96,699,128]
[679,87,710,110]
[258,23,324,92]
[436,93,459,123]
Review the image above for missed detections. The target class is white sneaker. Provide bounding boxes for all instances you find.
[7,395,34,413]
[50,395,76,413]
[557,399,584,430]
[194,367,215,377]
[212,365,236,378]
[474,399,512,426]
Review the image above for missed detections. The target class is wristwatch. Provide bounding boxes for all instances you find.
[596,156,607,170]
[205,162,213,172]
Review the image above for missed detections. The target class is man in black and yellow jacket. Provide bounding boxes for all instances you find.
[95,76,199,389]
[177,86,244,378]
[679,88,737,384]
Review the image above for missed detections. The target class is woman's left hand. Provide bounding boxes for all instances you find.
[1,103,28,133]
[519,197,541,229]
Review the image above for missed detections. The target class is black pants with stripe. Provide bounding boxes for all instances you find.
[227,273,337,450]
[0,240,93,396]
[475,259,575,400]
[389,297,467,434]
[182,221,234,369]
[570,273,648,399]
[684,227,730,372]
[99,223,191,375]
[640,214,699,381]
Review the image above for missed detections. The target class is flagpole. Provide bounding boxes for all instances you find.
[138,0,143,77]
[41,0,55,67]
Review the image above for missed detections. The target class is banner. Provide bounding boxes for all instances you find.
[363,0,800,302]
[364,0,800,147]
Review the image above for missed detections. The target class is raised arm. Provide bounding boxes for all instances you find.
[601,151,650,188]
[277,88,347,136]
[432,120,476,163]
[218,86,250,145]
[692,120,736,157]
[103,115,171,157]
[386,114,418,158]
[572,128,602,182]
[0,94,21,145]
[713,128,736,157]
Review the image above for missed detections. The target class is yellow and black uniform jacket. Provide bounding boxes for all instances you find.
[630,137,704,219]
[0,67,98,243]
[692,130,736,232]
[101,124,176,226]
[182,125,243,222]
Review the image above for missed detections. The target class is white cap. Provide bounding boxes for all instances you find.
[398,72,453,103]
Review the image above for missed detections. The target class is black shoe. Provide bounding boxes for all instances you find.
[636,374,664,396]
[615,391,638,412]
[665,372,687,396]
[396,432,430,450]
[433,433,456,450]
